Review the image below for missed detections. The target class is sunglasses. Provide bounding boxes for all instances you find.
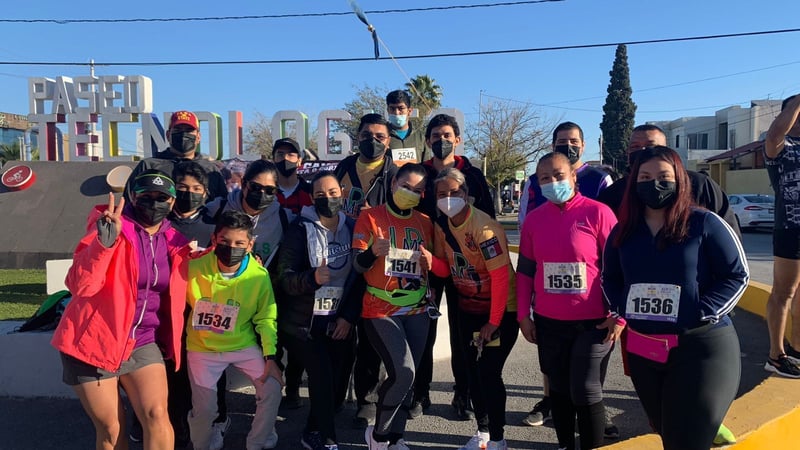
[247,181,278,195]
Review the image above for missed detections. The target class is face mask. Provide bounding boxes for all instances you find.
[540,179,574,204]
[432,139,454,160]
[133,198,172,227]
[393,187,421,210]
[315,197,343,218]
[387,114,408,129]
[636,180,677,209]
[245,189,275,211]
[554,144,581,165]
[437,197,466,218]
[169,131,197,155]
[174,191,205,214]
[214,243,247,267]
[276,159,298,177]
[358,138,386,160]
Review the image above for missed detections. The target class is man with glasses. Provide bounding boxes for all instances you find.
[386,90,428,164]
[334,114,398,428]
[125,110,228,203]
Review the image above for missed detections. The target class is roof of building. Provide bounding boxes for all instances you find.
[706,140,764,163]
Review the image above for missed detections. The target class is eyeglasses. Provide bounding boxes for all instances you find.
[359,132,388,141]
[247,182,278,195]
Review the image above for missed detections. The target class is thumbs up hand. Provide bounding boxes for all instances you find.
[371,229,391,257]
[315,258,331,285]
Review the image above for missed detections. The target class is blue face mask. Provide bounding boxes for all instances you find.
[388,114,408,128]
[540,179,574,204]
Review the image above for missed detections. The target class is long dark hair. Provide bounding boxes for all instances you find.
[614,146,693,249]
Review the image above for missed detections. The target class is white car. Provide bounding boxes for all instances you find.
[728,194,774,231]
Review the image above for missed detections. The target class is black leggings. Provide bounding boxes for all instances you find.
[458,310,519,441]
[628,322,740,450]
[535,314,612,450]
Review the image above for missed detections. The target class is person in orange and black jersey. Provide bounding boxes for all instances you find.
[334,114,399,427]
[272,137,314,410]
[413,113,496,421]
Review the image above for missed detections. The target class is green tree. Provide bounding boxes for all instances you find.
[405,74,443,124]
[466,100,556,212]
[337,83,388,153]
[0,142,22,165]
[600,44,637,171]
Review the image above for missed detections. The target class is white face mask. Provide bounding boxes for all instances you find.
[437,197,466,218]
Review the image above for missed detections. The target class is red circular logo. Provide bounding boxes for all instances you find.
[2,165,36,190]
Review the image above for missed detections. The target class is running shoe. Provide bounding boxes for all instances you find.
[521,397,552,426]
[459,430,490,450]
[389,438,410,450]
[785,342,800,365]
[209,416,231,450]
[365,425,390,450]
[764,354,800,378]
[301,431,324,450]
[713,423,737,446]
[486,439,507,450]
[451,393,476,421]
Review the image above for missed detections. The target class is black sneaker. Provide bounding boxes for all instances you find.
[301,431,324,450]
[785,342,800,364]
[521,397,551,426]
[408,395,431,419]
[765,354,800,378]
[451,393,475,421]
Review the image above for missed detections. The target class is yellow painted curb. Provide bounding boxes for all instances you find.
[605,282,800,449]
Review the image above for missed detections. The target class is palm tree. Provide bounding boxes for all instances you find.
[405,74,443,120]
[0,142,22,165]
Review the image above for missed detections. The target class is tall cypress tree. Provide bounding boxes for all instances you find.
[600,44,637,171]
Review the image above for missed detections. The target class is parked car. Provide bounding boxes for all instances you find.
[728,194,774,231]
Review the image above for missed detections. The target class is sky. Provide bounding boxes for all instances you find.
[2,0,800,163]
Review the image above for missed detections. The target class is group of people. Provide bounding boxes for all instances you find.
[49,86,770,450]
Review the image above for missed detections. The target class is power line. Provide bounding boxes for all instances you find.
[1,27,797,67]
[0,1,564,24]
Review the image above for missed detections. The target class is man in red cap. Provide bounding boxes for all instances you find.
[125,110,228,202]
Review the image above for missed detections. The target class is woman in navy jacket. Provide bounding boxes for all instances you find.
[602,146,748,450]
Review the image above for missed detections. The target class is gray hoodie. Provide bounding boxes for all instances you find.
[298,205,352,290]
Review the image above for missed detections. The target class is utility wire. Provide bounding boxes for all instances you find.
[0,1,564,24]
[1,27,797,67]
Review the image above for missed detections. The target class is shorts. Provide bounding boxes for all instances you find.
[61,342,164,386]
[773,228,800,259]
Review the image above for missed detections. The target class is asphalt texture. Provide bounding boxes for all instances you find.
[0,308,770,450]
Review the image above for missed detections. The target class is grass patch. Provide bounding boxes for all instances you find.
[0,269,47,321]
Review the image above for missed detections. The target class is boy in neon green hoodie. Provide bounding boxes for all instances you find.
[186,210,283,450]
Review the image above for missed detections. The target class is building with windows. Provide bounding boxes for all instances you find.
[0,112,38,160]
[648,100,781,163]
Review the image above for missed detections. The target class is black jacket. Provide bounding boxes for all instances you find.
[275,216,360,340]
[596,170,741,237]
[124,149,228,202]
[419,155,496,219]
[334,153,398,213]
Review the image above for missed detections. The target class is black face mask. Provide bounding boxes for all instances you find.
[133,198,172,227]
[244,189,275,211]
[170,131,197,155]
[358,138,386,160]
[215,243,247,267]
[554,144,581,165]
[636,180,677,209]
[432,139,454,160]
[276,159,298,177]
[315,197,343,218]
[174,191,205,214]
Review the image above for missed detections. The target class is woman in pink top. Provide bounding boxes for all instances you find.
[516,153,623,450]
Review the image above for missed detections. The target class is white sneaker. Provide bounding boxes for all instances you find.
[486,440,508,450]
[365,425,389,450]
[209,416,231,450]
[389,438,410,450]
[460,431,490,450]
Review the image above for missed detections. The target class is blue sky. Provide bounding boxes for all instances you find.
[2,0,800,161]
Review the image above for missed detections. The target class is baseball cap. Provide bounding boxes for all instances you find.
[133,170,177,198]
[169,110,199,130]
[272,137,302,156]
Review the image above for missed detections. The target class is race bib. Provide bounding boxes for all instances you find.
[192,299,240,334]
[313,286,343,316]
[543,262,587,294]
[384,247,422,279]
[625,283,681,323]
[391,147,418,163]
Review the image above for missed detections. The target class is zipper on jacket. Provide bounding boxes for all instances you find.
[131,234,156,341]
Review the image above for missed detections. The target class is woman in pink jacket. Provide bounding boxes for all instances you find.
[516,153,622,450]
[52,170,191,450]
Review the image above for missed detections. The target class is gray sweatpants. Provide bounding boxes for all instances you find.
[363,313,430,437]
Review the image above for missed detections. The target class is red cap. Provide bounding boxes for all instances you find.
[169,110,199,129]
